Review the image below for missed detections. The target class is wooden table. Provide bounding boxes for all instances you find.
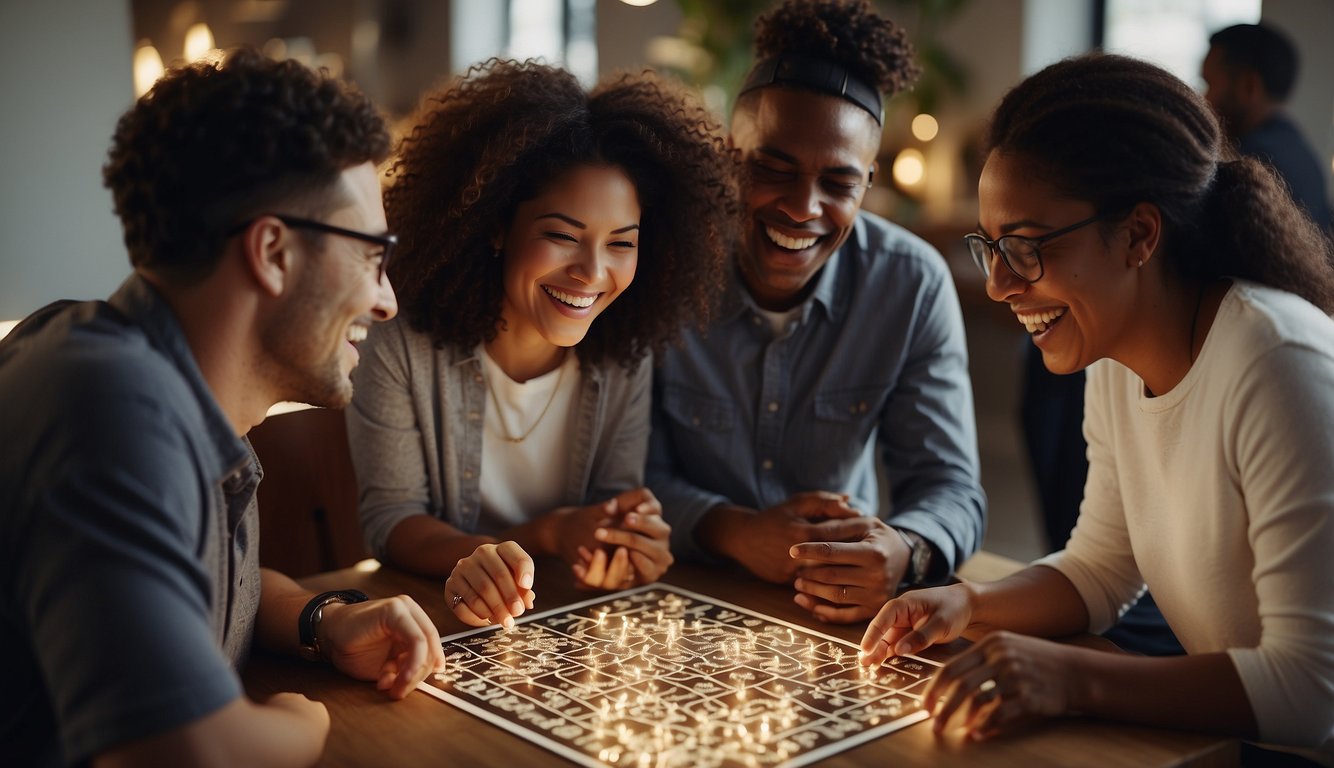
[242,553,1238,767]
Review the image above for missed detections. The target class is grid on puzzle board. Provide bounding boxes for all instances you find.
[417,583,940,768]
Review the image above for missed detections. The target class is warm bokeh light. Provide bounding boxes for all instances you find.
[892,148,926,187]
[619,0,660,6]
[911,113,939,142]
[183,22,215,62]
[133,44,165,98]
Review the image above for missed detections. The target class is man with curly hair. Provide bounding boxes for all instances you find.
[0,49,444,766]
[648,0,985,623]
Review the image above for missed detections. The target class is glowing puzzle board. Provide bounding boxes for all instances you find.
[418,584,940,767]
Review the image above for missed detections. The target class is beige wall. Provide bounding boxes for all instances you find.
[1262,0,1334,204]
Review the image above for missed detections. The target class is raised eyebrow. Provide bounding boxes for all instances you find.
[756,146,797,165]
[756,146,863,177]
[536,213,586,229]
[997,218,1057,236]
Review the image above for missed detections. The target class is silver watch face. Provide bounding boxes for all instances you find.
[911,540,931,583]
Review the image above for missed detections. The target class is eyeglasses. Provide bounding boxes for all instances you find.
[228,215,397,281]
[746,159,871,203]
[964,213,1107,284]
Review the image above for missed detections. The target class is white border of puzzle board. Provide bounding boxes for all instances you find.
[416,583,934,768]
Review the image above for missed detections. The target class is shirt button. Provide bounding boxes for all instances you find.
[848,405,857,414]
[467,411,480,421]
[858,402,868,413]
[473,375,483,383]
[464,469,474,479]
[767,401,779,413]
[752,316,762,326]
[691,416,701,426]
[761,459,774,470]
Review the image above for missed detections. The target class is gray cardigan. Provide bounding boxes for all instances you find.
[347,317,651,558]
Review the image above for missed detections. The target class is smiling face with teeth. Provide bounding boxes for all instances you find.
[490,164,640,378]
[978,151,1140,376]
[730,87,879,311]
[264,162,399,408]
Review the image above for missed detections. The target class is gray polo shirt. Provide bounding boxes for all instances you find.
[0,275,261,766]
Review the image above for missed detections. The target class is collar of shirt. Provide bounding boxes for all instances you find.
[108,273,253,484]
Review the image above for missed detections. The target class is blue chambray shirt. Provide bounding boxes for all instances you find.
[647,212,985,576]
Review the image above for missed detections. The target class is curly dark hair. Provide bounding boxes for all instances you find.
[385,59,740,367]
[104,47,390,284]
[750,0,920,97]
[988,53,1334,312]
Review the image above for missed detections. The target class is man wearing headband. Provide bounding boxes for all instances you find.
[648,0,984,623]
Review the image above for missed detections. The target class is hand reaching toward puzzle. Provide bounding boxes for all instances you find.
[858,583,975,665]
[445,541,537,630]
[573,487,674,589]
[789,517,912,623]
[861,587,1080,741]
[919,630,1078,741]
[317,595,449,699]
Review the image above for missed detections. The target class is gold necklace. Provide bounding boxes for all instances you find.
[484,355,567,444]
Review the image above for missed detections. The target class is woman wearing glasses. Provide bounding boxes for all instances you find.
[860,53,1334,763]
[346,60,738,629]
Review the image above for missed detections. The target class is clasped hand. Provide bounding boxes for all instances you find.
[725,491,913,623]
[446,487,672,629]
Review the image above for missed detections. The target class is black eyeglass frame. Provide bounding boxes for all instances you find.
[964,212,1109,284]
[228,215,397,281]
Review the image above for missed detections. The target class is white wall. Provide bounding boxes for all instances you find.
[0,1,134,321]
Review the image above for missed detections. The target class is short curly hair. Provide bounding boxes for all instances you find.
[386,59,740,367]
[104,47,390,284]
[750,0,920,98]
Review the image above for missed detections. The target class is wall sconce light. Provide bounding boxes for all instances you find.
[183,22,215,62]
[619,0,659,5]
[133,43,165,97]
[911,113,939,142]
[892,148,926,189]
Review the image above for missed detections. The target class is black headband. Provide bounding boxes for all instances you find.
[738,53,884,125]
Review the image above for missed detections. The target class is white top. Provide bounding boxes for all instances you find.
[477,347,581,533]
[1036,280,1334,760]
[754,305,803,338]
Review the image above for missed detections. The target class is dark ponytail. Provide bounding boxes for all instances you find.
[1197,157,1334,312]
[988,53,1334,313]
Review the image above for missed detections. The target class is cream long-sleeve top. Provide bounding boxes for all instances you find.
[1036,280,1334,763]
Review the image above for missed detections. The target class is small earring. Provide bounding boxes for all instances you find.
[1136,259,1144,268]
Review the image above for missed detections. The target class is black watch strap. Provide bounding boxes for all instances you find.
[298,589,368,661]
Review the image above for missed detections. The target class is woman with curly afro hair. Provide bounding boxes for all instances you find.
[347,59,739,629]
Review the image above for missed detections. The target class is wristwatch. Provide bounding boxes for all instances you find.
[298,589,369,662]
[896,529,934,586]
